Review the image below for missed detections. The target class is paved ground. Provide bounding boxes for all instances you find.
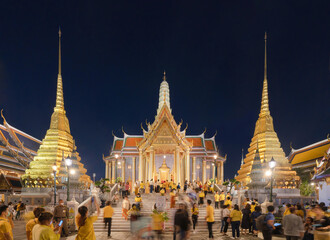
[13,219,285,240]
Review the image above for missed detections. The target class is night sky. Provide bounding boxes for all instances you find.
[0,1,329,180]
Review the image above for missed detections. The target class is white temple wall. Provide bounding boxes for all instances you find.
[319,181,330,206]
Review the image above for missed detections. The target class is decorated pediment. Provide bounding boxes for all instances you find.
[138,105,191,152]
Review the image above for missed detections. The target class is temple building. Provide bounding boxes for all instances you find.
[0,114,41,192]
[311,140,330,205]
[22,30,91,188]
[236,33,299,188]
[288,138,330,177]
[103,72,226,185]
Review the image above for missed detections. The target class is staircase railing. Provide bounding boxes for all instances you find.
[109,183,118,203]
[214,183,223,193]
[78,189,100,215]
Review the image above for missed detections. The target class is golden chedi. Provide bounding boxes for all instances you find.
[236,33,299,188]
[22,30,91,187]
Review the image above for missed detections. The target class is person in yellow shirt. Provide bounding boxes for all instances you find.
[135,193,142,210]
[26,207,45,240]
[205,200,214,239]
[295,204,304,219]
[191,203,199,233]
[0,205,13,240]
[103,201,114,237]
[283,204,291,217]
[145,180,150,194]
[160,188,165,196]
[32,212,62,240]
[75,198,100,240]
[140,181,145,194]
[214,191,220,209]
[230,204,242,238]
[224,196,232,210]
[219,191,225,207]
[198,191,205,206]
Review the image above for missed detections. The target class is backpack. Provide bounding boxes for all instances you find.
[14,205,18,211]
[256,214,267,231]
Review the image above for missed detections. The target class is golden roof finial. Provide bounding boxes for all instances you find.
[58,27,62,76]
[163,70,166,81]
[55,27,64,110]
[260,32,270,117]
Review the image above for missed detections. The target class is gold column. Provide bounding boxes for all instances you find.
[105,160,109,179]
[108,162,111,181]
[176,147,181,184]
[212,163,215,180]
[185,151,190,181]
[202,160,206,183]
[132,157,136,186]
[192,157,196,181]
[145,155,148,182]
[122,159,126,182]
[138,150,143,181]
[220,161,224,184]
[111,161,115,183]
[149,148,154,181]
[217,162,221,183]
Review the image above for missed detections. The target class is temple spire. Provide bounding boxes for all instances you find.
[241,149,244,165]
[259,32,270,117]
[163,70,166,81]
[55,28,64,111]
[58,27,62,76]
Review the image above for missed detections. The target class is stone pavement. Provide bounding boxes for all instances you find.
[13,219,285,240]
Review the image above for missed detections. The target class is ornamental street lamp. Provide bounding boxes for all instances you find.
[65,157,73,201]
[93,173,96,183]
[52,164,57,205]
[269,157,276,202]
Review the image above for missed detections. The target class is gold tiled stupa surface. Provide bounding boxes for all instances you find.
[22,30,90,186]
[236,33,298,188]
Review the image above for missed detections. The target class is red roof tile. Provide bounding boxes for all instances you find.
[125,137,143,147]
[186,137,203,147]
[113,140,123,151]
[205,140,215,151]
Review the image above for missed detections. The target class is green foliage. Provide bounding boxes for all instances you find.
[299,180,315,196]
[223,178,240,193]
[295,168,311,182]
[116,177,122,183]
[95,178,110,193]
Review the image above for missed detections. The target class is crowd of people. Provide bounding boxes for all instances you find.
[0,180,329,240]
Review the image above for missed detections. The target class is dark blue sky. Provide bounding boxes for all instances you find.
[0,1,329,180]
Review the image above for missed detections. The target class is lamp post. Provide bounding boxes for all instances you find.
[65,157,73,202]
[93,173,96,183]
[269,157,276,202]
[52,164,57,205]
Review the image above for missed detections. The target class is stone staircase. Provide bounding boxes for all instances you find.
[94,191,224,233]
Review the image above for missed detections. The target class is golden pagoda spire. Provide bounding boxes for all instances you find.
[55,27,64,111]
[259,32,270,117]
[163,70,166,81]
[236,33,298,188]
[22,29,91,187]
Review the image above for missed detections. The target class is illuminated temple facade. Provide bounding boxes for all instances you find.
[22,30,91,188]
[103,73,226,185]
[236,33,299,188]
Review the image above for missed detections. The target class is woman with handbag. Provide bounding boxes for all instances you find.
[221,204,231,236]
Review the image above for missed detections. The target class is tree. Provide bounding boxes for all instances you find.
[223,178,240,194]
[299,180,315,196]
[95,178,110,193]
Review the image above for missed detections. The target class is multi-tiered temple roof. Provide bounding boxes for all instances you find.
[105,72,224,161]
